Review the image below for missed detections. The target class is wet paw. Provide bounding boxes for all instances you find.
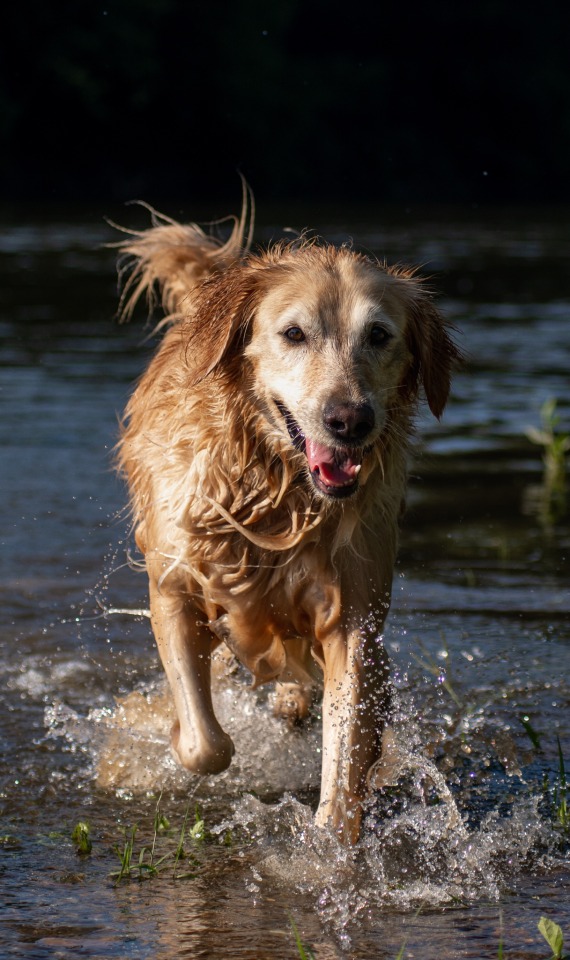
[272,681,312,727]
[170,721,234,775]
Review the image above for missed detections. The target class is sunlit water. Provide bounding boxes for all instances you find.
[0,210,568,958]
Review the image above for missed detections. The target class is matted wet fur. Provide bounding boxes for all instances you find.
[115,190,459,843]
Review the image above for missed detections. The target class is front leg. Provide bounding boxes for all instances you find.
[314,622,391,844]
[148,577,234,774]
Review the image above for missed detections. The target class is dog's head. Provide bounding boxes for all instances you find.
[186,244,459,501]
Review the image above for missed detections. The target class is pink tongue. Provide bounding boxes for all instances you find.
[306,439,361,487]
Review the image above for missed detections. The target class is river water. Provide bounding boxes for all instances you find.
[0,208,568,958]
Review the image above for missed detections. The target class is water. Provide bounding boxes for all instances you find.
[0,209,569,958]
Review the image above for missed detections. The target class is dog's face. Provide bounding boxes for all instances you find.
[187,245,457,501]
[245,255,423,500]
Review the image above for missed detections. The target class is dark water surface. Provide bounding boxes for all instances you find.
[1,209,569,959]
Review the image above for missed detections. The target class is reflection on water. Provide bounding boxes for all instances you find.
[0,210,568,958]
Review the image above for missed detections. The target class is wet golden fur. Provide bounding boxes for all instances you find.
[116,195,458,843]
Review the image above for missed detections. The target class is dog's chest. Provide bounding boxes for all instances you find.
[194,547,322,633]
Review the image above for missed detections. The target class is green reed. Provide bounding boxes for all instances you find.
[108,794,216,883]
[390,916,566,960]
[289,916,316,960]
[526,397,569,523]
[553,737,569,832]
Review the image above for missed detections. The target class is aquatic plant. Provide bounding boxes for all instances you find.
[109,797,228,884]
[172,803,191,875]
[289,916,316,960]
[188,805,208,842]
[520,714,543,753]
[71,821,92,855]
[553,738,569,833]
[538,916,567,960]
[288,913,569,960]
[365,917,567,960]
[0,835,21,849]
[110,820,194,883]
[111,824,139,883]
[518,718,570,835]
[526,397,569,522]
[111,795,193,883]
[497,929,504,959]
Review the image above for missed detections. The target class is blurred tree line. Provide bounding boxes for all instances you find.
[0,0,569,207]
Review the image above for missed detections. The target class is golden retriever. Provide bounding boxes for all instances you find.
[115,193,458,843]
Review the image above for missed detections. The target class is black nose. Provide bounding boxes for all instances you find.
[323,401,375,443]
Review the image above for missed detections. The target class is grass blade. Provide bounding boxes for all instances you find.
[288,915,316,960]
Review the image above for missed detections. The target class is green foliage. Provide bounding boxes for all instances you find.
[188,806,208,842]
[526,398,569,523]
[71,821,92,856]
[289,915,316,960]
[520,714,542,752]
[518,718,568,834]
[0,834,21,849]
[553,738,569,832]
[109,796,228,884]
[538,916,566,960]
[497,909,505,960]
[110,824,139,883]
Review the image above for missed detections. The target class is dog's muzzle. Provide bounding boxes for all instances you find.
[274,400,366,499]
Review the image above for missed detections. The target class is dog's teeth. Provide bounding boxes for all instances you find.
[353,464,362,475]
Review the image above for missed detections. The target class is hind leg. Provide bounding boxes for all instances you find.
[273,637,320,725]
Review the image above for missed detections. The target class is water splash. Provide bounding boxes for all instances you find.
[45,673,322,798]
[44,669,565,949]
[212,782,553,946]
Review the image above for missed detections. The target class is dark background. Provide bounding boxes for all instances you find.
[1,0,569,210]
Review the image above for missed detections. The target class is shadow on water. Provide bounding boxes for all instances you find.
[0,208,568,958]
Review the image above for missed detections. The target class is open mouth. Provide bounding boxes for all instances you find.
[274,400,364,499]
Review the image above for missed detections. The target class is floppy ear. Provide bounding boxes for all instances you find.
[395,279,461,420]
[184,263,260,384]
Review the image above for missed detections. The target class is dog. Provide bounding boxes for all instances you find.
[115,192,458,844]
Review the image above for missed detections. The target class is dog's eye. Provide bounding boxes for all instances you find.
[283,326,306,343]
[370,324,391,347]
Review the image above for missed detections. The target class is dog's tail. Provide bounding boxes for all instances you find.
[113,180,254,327]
